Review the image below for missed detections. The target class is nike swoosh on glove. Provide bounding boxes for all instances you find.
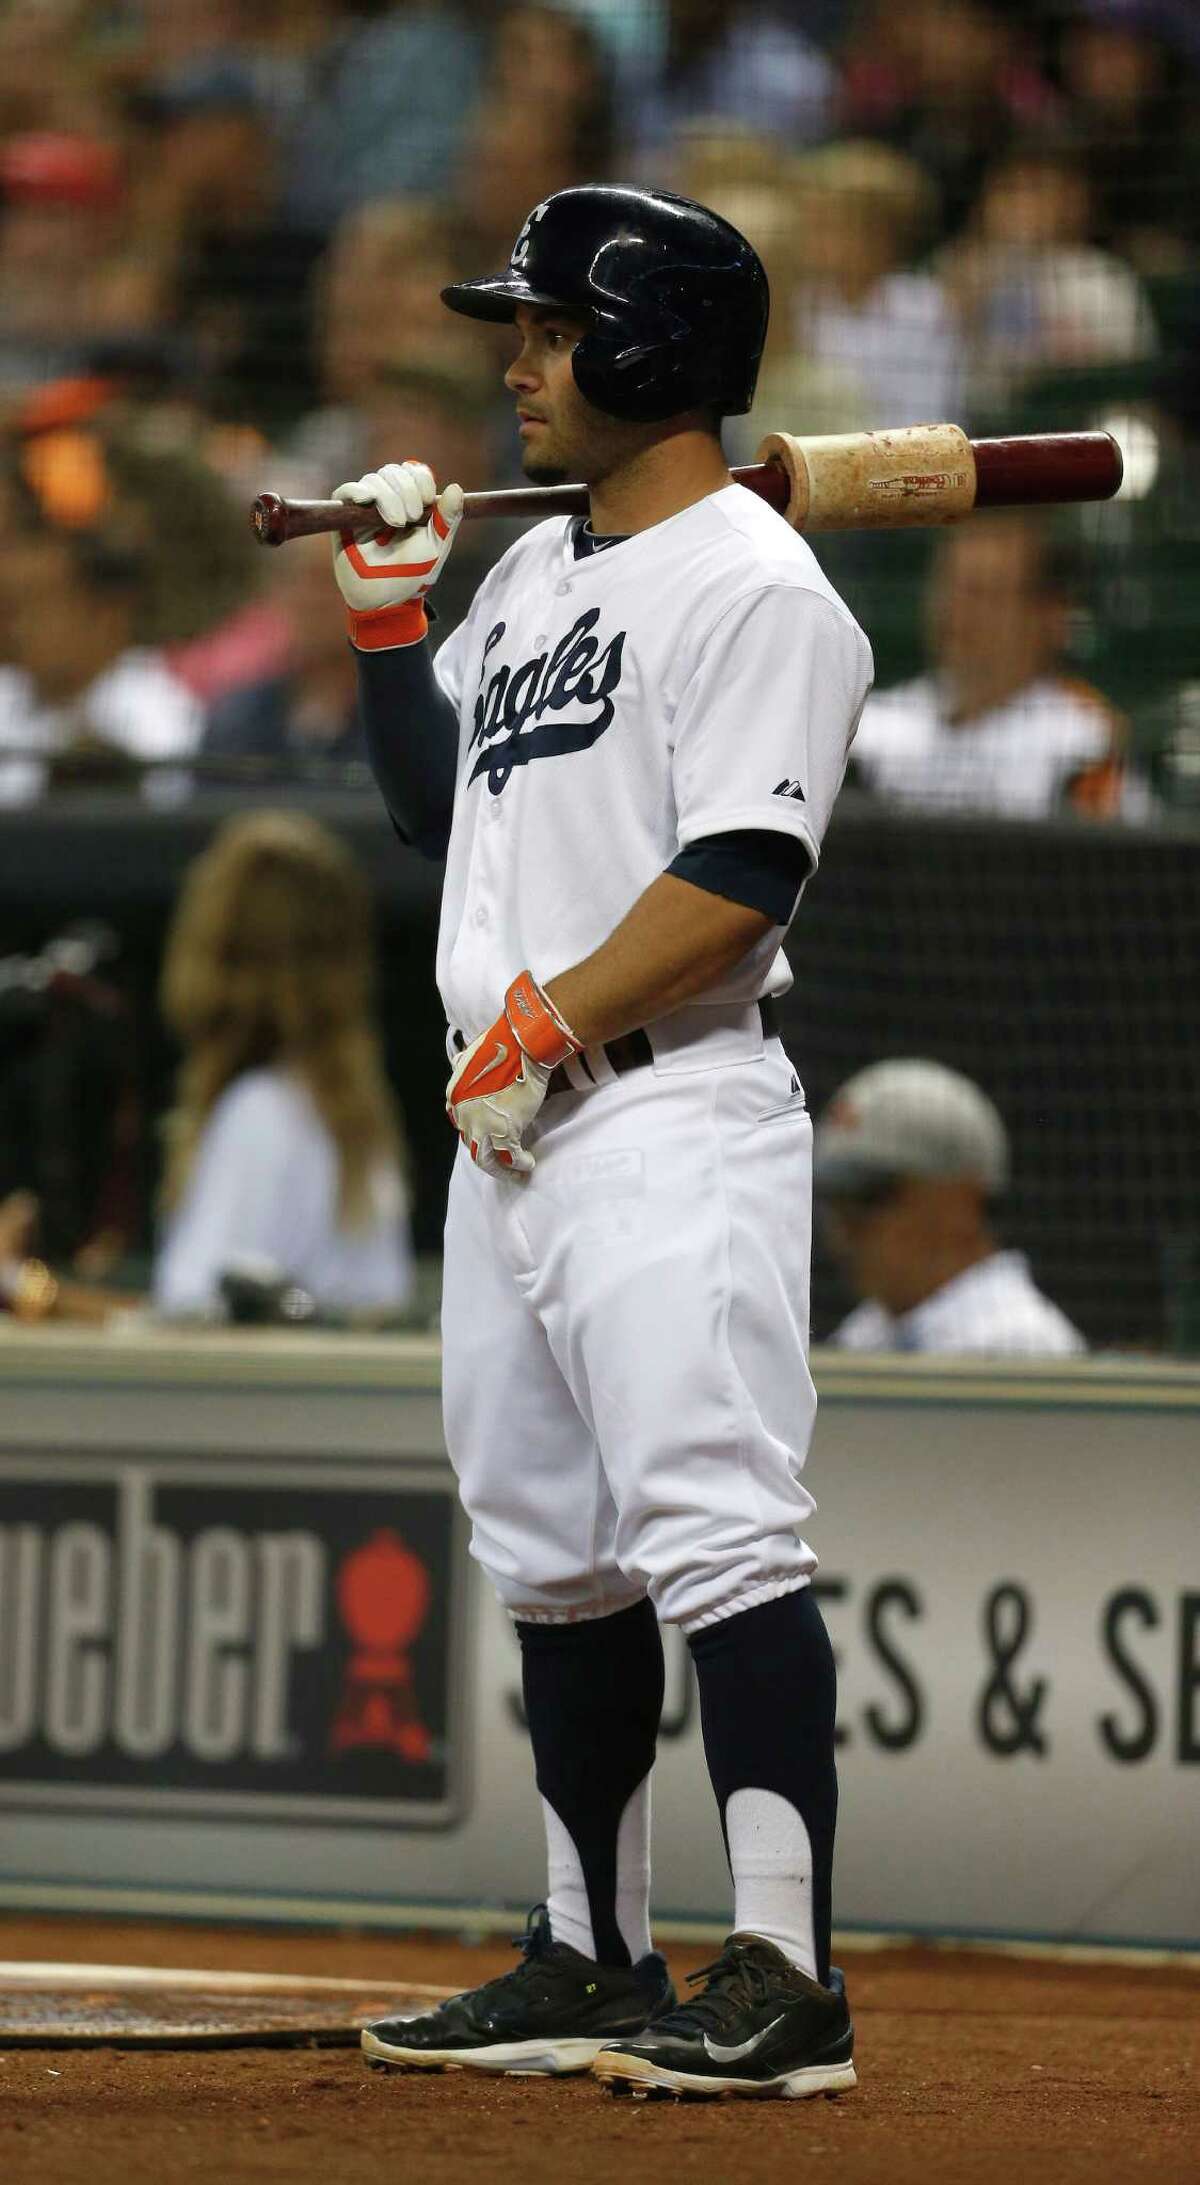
[446,971,583,1178]
[332,460,463,651]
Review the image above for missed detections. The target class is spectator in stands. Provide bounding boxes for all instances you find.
[0,400,272,791]
[272,1,483,236]
[108,412,259,637]
[121,69,316,435]
[107,1,482,238]
[0,920,143,1294]
[670,125,797,263]
[200,536,365,780]
[0,131,166,400]
[0,0,120,140]
[1056,0,1200,268]
[814,1059,1085,1355]
[458,5,614,261]
[784,140,965,433]
[154,810,415,1320]
[0,501,203,806]
[109,0,329,126]
[0,0,99,137]
[32,380,290,706]
[673,129,957,447]
[840,0,1059,238]
[849,513,1148,818]
[287,200,485,490]
[940,136,1155,421]
[627,0,835,161]
[0,1187,134,1325]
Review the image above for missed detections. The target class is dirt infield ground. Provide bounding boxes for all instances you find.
[0,1916,1197,2185]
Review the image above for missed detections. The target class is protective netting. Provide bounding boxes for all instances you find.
[1,2,1198,1356]
[788,795,1200,1354]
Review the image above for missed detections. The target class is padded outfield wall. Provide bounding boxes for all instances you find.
[1,1329,1197,1949]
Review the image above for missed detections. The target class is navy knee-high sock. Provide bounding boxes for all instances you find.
[515,1598,664,1968]
[687,1587,839,1985]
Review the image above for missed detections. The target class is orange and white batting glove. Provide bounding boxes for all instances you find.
[446,972,583,1178]
[331,461,463,651]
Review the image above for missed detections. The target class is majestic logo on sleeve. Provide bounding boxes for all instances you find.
[468,612,627,795]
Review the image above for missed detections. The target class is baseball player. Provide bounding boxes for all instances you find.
[334,187,873,2101]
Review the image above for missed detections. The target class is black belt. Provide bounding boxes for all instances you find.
[544,997,779,1100]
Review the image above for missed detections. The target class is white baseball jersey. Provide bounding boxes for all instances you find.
[431,485,873,1038]
[426,483,871,1631]
[850,673,1124,819]
[831,1250,1085,1357]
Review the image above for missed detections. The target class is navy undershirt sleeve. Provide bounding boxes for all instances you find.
[353,640,458,860]
[667,829,813,924]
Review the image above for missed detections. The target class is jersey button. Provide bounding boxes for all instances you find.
[472,907,489,927]
[554,581,572,597]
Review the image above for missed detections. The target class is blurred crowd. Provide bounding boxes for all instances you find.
[0,0,1195,810]
[1,0,1198,1354]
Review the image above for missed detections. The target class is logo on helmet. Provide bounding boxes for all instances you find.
[511,200,549,270]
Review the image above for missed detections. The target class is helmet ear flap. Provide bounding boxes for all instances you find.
[570,306,686,424]
[571,339,693,426]
[572,273,765,425]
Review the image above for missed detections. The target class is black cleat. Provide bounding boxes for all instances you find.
[361,1905,675,2077]
[593,1934,856,2100]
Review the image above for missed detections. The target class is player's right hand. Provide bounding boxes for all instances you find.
[332,461,463,651]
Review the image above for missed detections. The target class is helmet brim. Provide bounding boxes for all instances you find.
[441,275,574,324]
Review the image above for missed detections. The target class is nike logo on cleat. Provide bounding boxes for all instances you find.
[701,2014,786,2063]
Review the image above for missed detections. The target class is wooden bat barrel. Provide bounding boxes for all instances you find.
[250,430,1122,547]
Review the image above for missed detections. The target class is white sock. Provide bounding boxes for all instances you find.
[725,1785,817,1979]
[614,1770,653,1961]
[541,1771,653,1964]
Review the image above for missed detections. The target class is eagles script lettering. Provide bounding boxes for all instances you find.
[469,610,627,794]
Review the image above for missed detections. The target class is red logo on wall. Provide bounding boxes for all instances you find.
[329,1528,433,1761]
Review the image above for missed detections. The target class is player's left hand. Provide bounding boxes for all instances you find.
[446,972,583,1178]
[332,461,463,651]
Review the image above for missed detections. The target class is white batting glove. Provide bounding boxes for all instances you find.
[446,972,583,1179]
[332,461,463,651]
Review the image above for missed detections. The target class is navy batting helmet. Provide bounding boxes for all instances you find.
[441,185,769,426]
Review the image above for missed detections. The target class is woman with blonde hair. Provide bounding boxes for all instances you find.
[154,808,414,1319]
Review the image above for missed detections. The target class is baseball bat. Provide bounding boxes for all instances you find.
[250,428,1123,548]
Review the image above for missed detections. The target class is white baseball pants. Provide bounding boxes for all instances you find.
[440,1027,819,1631]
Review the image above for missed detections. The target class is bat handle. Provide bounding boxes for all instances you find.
[250,467,790,547]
